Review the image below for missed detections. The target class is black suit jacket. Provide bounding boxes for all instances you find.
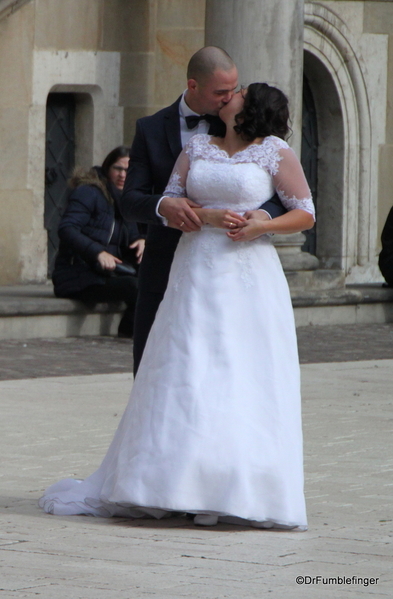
[121,96,284,293]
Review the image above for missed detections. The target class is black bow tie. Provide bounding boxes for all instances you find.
[185,114,216,129]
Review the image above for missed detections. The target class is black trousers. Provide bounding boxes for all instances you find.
[71,275,138,337]
[132,289,164,375]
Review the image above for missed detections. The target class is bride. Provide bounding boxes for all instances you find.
[39,83,315,530]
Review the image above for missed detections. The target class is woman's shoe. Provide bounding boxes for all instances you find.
[250,520,297,530]
[194,514,218,526]
[250,520,274,529]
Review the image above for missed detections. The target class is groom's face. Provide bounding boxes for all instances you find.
[188,67,238,116]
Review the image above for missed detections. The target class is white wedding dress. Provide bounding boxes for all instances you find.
[39,135,314,530]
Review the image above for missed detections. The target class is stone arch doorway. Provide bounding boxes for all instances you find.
[304,2,372,281]
[302,49,345,271]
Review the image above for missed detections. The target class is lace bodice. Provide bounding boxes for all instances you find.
[164,134,315,217]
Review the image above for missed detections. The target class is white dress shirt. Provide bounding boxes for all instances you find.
[179,91,211,146]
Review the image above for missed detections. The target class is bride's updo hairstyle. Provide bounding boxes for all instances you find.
[234,82,290,142]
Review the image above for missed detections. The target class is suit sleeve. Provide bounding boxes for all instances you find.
[259,193,287,219]
[120,120,164,225]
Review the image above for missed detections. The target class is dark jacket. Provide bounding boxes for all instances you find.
[379,206,393,286]
[52,168,142,297]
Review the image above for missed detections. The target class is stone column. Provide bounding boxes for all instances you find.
[205,0,304,152]
[205,0,320,279]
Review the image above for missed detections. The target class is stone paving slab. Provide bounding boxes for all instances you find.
[1,323,393,381]
[0,363,392,598]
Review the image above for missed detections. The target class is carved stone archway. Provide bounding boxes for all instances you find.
[304,3,372,278]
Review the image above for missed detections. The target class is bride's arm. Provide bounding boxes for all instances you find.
[161,149,202,232]
[193,207,246,229]
[228,145,315,241]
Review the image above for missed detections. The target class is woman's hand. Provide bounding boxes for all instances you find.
[228,208,315,241]
[227,218,269,241]
[227,212,268,241]
[194,208,246,229]
[97,251,122,271]
[129,239,146,264]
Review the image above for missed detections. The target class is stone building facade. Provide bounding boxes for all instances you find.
[0,0,392,288]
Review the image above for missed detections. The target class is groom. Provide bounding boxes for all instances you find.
[121,46,285,373]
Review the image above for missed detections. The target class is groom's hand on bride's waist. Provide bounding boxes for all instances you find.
[159,197,202,232]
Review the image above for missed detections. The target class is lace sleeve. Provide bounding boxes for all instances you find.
[163,147,190,198]
[272,145,315,219]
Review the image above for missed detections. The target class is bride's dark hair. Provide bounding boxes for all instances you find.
[234,83,290,141]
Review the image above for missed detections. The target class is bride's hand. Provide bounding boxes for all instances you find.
[227,210,269,241]
[195,208,246,229]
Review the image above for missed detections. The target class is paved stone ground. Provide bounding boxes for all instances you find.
[0,335,133,381]
[1,323,393,380]
[0,362,392,598]
[0,323,392,597]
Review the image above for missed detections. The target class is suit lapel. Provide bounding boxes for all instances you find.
[164,97,182,159]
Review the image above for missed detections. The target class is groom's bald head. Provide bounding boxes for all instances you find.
[187,46,236,83]
[185,46,238,116]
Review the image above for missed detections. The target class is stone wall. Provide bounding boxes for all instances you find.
[362,1,393,245]
[0,1,36,284]
[0,0,205,284]
[121,0,206,144]
[1,0,393,286]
